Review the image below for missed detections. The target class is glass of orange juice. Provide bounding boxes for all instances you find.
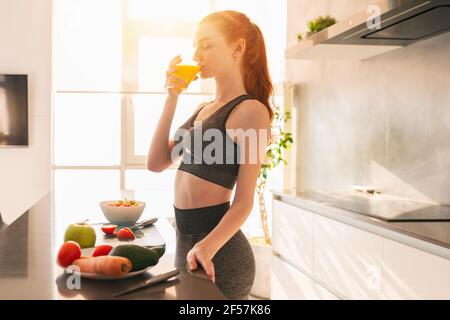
[172,64,201,89]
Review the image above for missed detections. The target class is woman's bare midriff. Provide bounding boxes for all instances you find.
[173,170,233,209]
[172,98,246,209]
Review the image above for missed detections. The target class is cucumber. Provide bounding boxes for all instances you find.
[110,244,159,271]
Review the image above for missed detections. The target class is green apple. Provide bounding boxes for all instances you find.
[64,219,96,248]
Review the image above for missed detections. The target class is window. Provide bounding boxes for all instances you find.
[127,0,211,22]
[54,0,123,91]
[54,0,287,230]
[54,93,121,166]
[131,93,214,158]
[54,169,120,244]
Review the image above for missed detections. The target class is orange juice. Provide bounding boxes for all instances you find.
[173,65,201,89]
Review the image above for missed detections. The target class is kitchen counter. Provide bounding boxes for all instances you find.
[0,190,227,300]
[271,189,450,261]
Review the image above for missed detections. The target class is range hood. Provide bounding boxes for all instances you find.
[286,0,450,60]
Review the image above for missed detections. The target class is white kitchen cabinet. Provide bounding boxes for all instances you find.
[381,239,450,299]
[271,256,340,300]
[271,196,450,300]
[314,215,384,299]
[272,199,314,274]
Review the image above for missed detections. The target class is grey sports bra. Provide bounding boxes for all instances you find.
[173,94,256,190]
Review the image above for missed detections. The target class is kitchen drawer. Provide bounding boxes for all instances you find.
[271,255,340,300]
[272,199,314,273]
[314,215,384,299]
[381,239,450,299]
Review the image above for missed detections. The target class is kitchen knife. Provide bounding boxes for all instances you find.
[113,268,180,298]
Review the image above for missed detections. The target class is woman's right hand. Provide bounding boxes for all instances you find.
[165,55,198,98]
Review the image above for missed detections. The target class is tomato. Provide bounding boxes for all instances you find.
[92,244,113,257]
[117,227,135,240]
[101,224,117,235]
[57,241,82,268]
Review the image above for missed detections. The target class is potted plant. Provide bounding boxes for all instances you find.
[249,103,293,299]
[298,15,337,41]
[307,14,337,34]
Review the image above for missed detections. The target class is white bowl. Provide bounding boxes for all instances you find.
[99,200,146,225]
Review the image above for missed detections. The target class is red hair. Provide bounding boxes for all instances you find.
[200,10,275,123]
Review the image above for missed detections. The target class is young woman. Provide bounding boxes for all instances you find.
[147,10,274,299]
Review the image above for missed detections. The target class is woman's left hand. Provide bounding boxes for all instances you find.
[187,243,216,283]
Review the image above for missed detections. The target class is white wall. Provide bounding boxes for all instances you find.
[0,0,53,224]
[286,0,450,205]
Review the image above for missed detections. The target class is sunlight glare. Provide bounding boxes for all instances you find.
[128,0,210,22]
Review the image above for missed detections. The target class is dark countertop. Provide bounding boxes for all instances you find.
[271,189,450,260]
[0,190,227,300]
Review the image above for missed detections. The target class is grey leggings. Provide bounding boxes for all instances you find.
[174,201,256,300]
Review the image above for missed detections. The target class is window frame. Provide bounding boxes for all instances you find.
[53,0,287,193]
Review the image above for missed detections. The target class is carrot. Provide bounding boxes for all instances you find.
[72,256,132,277]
